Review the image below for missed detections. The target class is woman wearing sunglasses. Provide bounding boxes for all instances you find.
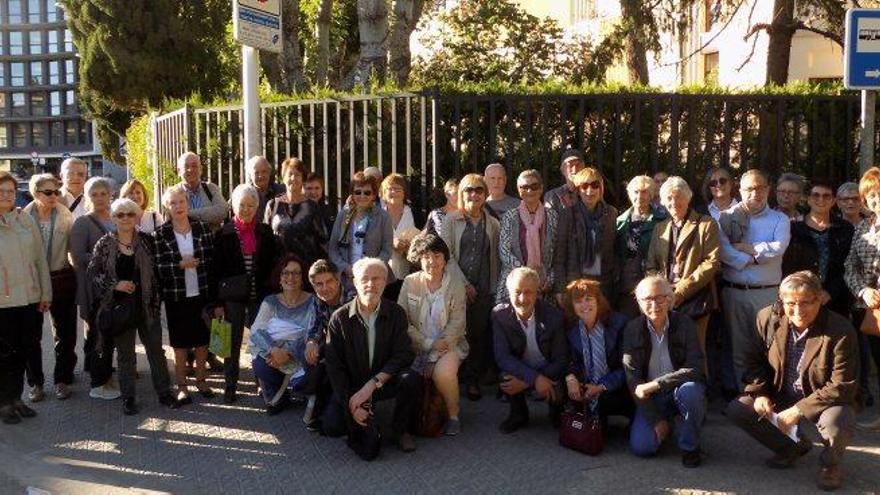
[328,171,394,298]
[700,167,736,221]
[22,174,75,402]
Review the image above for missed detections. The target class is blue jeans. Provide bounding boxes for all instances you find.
[252,355,310,401]
[630,381,705,456]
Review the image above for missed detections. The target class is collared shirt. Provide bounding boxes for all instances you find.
[183,183,204,210]
[781,325,811,402]
[520,313,546,370]
[459,214,490,294]
[309,295,344,343]
[61,189,87,220]
[647,317,675,381]
[355,300,380,366]
[174,230,200,297]
[579,322,608,383]
[719,203,790,286]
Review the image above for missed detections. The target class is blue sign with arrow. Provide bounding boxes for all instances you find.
[845,9,880,89]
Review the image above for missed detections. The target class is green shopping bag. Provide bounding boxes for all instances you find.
[209,318,232,358]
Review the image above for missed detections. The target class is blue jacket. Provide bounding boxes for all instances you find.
[492,299,568,386]
[566,312,628,392]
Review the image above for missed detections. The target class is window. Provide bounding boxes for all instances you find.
[30,92,45,116]
[28,0,41,23]
[49,91,60,115]
[11,93,26,116]
[704,52,719,85]
[10,63,25,86]
[32,123,46,147]
[65,121,76,144]
[29,31,42,54]
[47,2,61,22]
[0,126,7,148]
[0,94,6,117]
[8,0,23,24]
[65,89,75,112]
[79,121,89,144]
[48,61,59,84]
[29,61,42,84]
[64,29,73,51]
[50,121,63,145]
[0,64,4,86]
[13,123,27,147]
[10,32,23,55]
[47,30,58,52]
[571,0,596,23]
[65,59,75,84]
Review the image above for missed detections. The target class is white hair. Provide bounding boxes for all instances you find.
[161,184,188,209]
[230,183,260,215]
[110,197,142,217]
[506,266,540,294]
[634,275,674,299]
[60,157,87,179]
[837,182,858,197]
[352,257,388,281]
[28,173,59,197]
[245,155,271,183]
[659,175,693,201]
[484,163,506,176]
[176,151,200,171]
[626,175,655,196]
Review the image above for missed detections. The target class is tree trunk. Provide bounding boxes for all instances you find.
[348,0,389,89]
[261,0,307,93]
[315,0,333,86]
[765,0,795,85]
[388,0,424,86]
[619,0,650,85]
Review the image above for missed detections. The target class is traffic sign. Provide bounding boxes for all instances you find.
[233,0,282,53]
[845,9,880,89]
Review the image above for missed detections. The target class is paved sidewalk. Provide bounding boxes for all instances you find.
[1,331,879,494]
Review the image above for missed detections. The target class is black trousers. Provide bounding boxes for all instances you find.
[568,387,635,425]
[460,294,494,385]
[84,315,114,389]
[0,304,41,406]
[23,308,45,388]
[223,299,259,389]
[50,297,78,385]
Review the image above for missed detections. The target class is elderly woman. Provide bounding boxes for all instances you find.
[398,233,468,435]
[775,172,806,221]
[0,172,50,424]
[497,169,559,303]
[615,175,667,316]
[214,184,280,403]
[564,279,633,426]
[837,182,864,227]
[119,179,162,234]
[844,167,880,428]
[266,157,327,271]
[245,155,285,223]
[700,167,736,221]
[440,173,500,401]
[645,176,720,356]
[329,171,395,297]
[424,178,458,235]
[249,254,316,415]
[88,199,178,415]
[382,173,417,301]
[555,167,619,303]
[22,174,75,402]
[154,184,217,403]
[69,177,120,400]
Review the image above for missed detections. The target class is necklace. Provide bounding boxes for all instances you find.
[116,234,133,249]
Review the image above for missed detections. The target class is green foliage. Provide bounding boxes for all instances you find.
[125,113,153,200]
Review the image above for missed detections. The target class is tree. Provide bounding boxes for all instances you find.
[619,0,653,85]
[314,0,334,85]
[349,0,389,88]
[388,0,425,86]
[260,0,307,93]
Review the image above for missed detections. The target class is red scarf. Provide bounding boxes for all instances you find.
[234,216,257,255]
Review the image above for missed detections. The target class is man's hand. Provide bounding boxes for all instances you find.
[733,242,757,256]
[566,377,583,402]
[266,347,291,369]
[432,338,449,354]
[305,341,320,366]
[37,301,50,312]
[179,257,199,270]
[348,381,376,416]
[753,395,775,419]
[584,384,605,399]
[634,381,660,400]
[499,374,529,396]
[115,281,136,294]
[534,375,558,403]
[776,405,802,435]
[863,288,880,309]
[352,405,371,426]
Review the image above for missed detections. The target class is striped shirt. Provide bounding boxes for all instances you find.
[781,325,810,402]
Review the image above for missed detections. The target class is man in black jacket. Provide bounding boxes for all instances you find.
[623,275,706,467]
[323,257,419,459]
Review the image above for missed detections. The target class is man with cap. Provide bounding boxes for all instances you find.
[547,149,586,211]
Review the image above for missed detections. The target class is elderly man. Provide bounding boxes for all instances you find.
[485,163,520,216]
[175,151,228,232]
[59,157,88,219]
[493,267,568,433]
[725,271,858,491]
[775,173,806,221]
[623,276,706,467]
[323,257,420,459]
[718,169,790,389]
[546,148,585,211]
[245,155,284,223]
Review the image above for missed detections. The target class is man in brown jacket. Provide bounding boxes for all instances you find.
[725,271,858,491]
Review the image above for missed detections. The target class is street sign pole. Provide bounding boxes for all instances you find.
[243,45,261,161]
[845,9,880,173]
[861,89,876,174]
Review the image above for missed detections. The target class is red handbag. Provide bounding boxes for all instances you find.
[559,402,603,456]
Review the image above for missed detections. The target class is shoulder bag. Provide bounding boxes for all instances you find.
[559,400,603,456]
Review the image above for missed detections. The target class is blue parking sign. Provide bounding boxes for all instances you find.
[846,9,880,89]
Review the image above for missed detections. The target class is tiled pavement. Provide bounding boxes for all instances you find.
[1,329,880,494]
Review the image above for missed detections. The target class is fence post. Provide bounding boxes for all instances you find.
[149,111,161,212]
[183,103,194,153]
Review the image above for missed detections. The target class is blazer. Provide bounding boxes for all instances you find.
[623,312,705,422]
[492,299,568,386]
[22,201,74,271]
[844,217,880,308]
[554,201,619,301]
[782,218,854,316]
[566,312,628,392]
[497,202,561,302]
[328,205,395,281]
[0,209,51,309]
[440,209,501,295]
[212,220,280,304]
[745,306,858,422]
[153,219,216,302]
[324,299,415,403]
[645,210,721,307]
[69,213,114,313]
[398,270,469,361]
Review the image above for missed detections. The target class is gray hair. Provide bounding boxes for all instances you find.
[517,169,543,187]
[485,163,507,177]
[28,173,59,197]
[627,175,655,196]
[740,169,769,186]
[779,270,823,297]
[245,155,272,183]
[777,172,805,192]
[634,275,674,299]
[60,157,87,179]
[230,183,259,215]
[352,257,388,281]
[659,175,693,201]
[176,151,200,171]
[110,197,142,217]
[83,177,112,209]
[161,184,188,209]
[505,266,540,294]
[837,181,859,197]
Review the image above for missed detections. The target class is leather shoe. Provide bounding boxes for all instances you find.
[0,405,21,425]
[12,400,37,418]
[28,385,45,403]
[158,393,181,409]
[817,465,842,491]
[466,384,482,401]
[397,432,416,452]
[122,398,139,416]
[499,414,528,434]
[766,438,812,469]
[55,383,71,400]
[223,386,237,404]
[682,450,702,468]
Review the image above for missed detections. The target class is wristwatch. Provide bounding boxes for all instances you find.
[372,376,383,389]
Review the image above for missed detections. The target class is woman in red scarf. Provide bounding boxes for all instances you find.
[213,184,281,403]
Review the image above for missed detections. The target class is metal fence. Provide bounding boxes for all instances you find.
[152,91,872,213]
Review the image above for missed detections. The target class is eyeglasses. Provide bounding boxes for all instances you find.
[809,192,833,201]
[838,196,860,203]
[0,189,15,197]
[463,186,485,195]
[578,180,602,191]
[281,269,302,277]
[708,178,729,188]
[517,183,542,192]
[638,294,669,304]
[352,189,373,197]
[782,298,818,308]
[37,189,61,196]
[114,212,138,219]
[776,189,800,196]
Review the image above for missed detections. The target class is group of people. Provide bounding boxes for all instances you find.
[0,149,875,491]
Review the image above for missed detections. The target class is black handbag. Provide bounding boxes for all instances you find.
[676,288,712,319]
[97,294,138,338]
[218,274,250,302]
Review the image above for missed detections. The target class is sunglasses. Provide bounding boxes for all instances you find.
[578,180,602,191]
[463,186,485,194]
[708,178,729,188]
[352,189,373,197]
[38,189,61,196]
[517,183,542,192]
[114,212,138,219]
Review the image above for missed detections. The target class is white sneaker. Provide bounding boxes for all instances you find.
[857,417,880,430]
[90,385,122,400]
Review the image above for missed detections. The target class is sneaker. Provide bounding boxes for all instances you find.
[397,432,416,453]
[444,418,461,436]
[857,416,880,430]
[90,384,122,400]
[55,383,71,400]
[681,450,702,468]
[28,385,45,403]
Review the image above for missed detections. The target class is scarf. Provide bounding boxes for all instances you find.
[518,201,545,269]
[234,216,257,255]
[577,201,605,267]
